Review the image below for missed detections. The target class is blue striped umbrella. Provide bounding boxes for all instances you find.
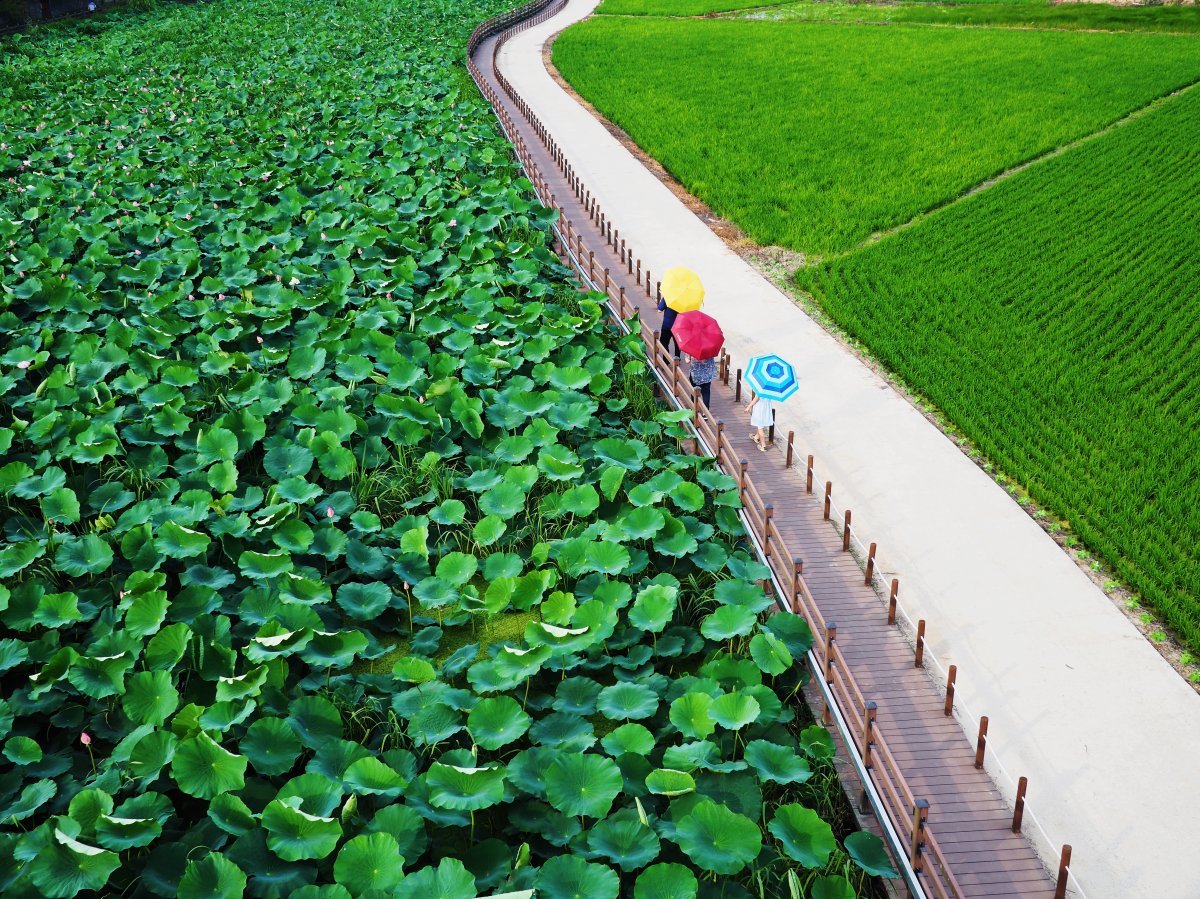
[745,354,798,402]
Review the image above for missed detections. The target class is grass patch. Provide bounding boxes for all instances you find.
[554,16,1200,254]
[597,0,795,15]
[738,0,1200,35]
[799,87,1200,651]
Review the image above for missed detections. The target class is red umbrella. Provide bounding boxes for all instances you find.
[672,311,724,360]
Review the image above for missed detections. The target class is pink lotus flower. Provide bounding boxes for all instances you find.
[80,733,91,746]
[289,277,300,287]
[256,337,263,345]
[449,219,457,227]
[326,507,335,519]
[17,360,30,370]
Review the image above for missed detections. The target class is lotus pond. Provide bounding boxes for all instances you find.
[0,0,893,896]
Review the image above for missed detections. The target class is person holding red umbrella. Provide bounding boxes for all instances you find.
[672,310,724,409]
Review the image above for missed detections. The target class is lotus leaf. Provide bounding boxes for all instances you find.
[395,858,477,899]
[768,804,837,868]
[553,677,603,715]
[845,830,899,877]
[597,682,659,721]
[672,799,761,875]
[709,693,760,731]
[713,579,774,614]
[700,606,757,641]
[262,797,343,861]
[394,657,438,684]
[26,824,121,897]
[749,631,794,675]
[669,693,716,741]
[744,741,812,785]
[4,735,42,766]
[799,725,837,760]
[812,875,857,899]
[600,723,655,758]
[426,763,506,812]
[530,711,597,752]
[467,696,532,750]
[121,670,180,726]
[628,584,677,633]
[645,769,696,797]
[366,803,429,862]
[94,814,162,851]
[209,793,257,836]
[763,611,814,659]
[535,855,619,899]
[334,832,405,896]
[170,732,247,800]
[633,862,699,899]
[54,535,114,577]
[344,757,408,798]
[544,753,623,818]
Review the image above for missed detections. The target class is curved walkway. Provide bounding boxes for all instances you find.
[487,3,1200,896]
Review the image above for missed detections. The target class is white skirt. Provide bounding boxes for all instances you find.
[750,399,773,428]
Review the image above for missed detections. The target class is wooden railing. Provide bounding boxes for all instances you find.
[467,6,1079,897]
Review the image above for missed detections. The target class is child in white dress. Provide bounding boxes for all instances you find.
[746,390,773,451]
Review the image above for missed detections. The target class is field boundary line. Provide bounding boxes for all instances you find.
[842,75,1200,256]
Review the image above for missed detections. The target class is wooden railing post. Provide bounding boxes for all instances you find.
[645,268,652,298]
[806,454,814,493]
[842,510,852,551]
[785,431,794,468]
[738,460,748,501]
[888,579,899,625]
[823,482,832,520]
[603,266,609,294]
[1013,776,1028,834]
[944,665,957,716]
[822,623,837,725]
[762,503,774,553]
[636,259,641,285]
[910,799,929,871]
[735,368,742,402]
[618,286,626,318]
[768,409,776,444]
[792,557,803,613]
[864,542,876,585]
[975,716,989,769]
[859,701,877,812]
[1054,845,1072,899]
[715,420,724,465]
[915,619,925,668]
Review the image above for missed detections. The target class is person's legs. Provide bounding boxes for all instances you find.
[699,381,711,408]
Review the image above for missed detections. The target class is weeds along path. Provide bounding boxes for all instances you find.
[490,1,1200,896]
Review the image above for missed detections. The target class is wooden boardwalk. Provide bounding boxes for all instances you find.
[468,6,1061,896]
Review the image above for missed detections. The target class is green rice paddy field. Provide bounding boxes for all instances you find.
[555,18,1200,254]
[556,5,1200,651]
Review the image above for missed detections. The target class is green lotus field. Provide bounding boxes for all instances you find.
[0,0,890,896]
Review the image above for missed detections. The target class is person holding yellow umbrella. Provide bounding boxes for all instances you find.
[657,266,705,358]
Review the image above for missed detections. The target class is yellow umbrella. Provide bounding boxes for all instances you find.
[660,266,705,313]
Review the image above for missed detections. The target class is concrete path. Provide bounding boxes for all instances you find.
[496,4,1200,896]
